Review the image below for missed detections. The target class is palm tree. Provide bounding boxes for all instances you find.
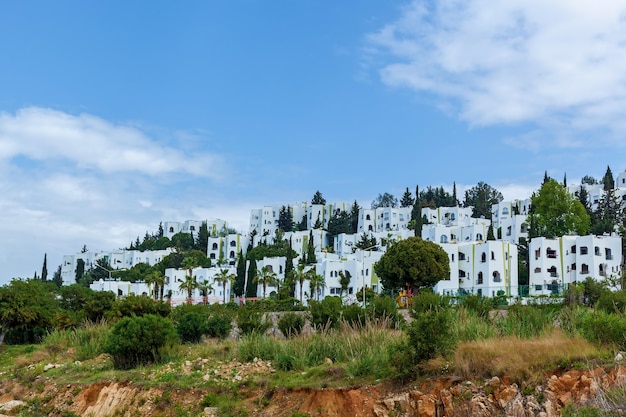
[197,279,214,305]
[214,268,236,304]
[338,270,351,303]
[145,270,166,301]
[293,263,309,303]
[180,257,200,304]
[307,270,325,301]
[254,265,277,299]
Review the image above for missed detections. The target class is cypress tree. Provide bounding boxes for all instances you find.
[245,258,258,298]
[41,253,48,281]
[234,250,246,297]
[411,185,423,237]
[307,230,316,264]
[487,224,495,240]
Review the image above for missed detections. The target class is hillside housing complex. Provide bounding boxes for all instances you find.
[60,177,625,305]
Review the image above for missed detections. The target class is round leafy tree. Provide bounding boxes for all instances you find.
[374,237,450,293]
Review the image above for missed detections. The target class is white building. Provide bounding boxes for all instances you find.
[357,207,412,233]
[207,233,250,266]
[529,235,623,296]
[434,240,518,298]
[163,219,228,239]
[491,199,531,229]
[61,248,173,286]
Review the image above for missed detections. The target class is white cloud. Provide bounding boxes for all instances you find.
[0,107,225,178]
[367,0,626,141]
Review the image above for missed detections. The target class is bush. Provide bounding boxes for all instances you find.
[410,310,455,361]
[369,295,402,326]
[177,312,208,343]
[309,297,342,330]
[411,290,451,315]
[596,290,626,315]
[458,294,491,318]
[341,304,367,327]
[580,311,626,349]
[106,295,171,320]
[236,307,272,336]
[104,314,178,369]
[278,312,305,338]
[206,314,233,339]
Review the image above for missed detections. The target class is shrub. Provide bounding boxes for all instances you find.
[206,314,233,339]
[278,312,305,338]
[104,314,178,369]
[459,294,491,318]
[341,304,367,327]
[406,310,455,364]
[236,307,272,336]
[369,295,402,326]
[580,311,626,349]
[106,295,171,320]
[309,297,342,330]
[411,290,451,315]
[596,290,626,315]
[177,312,208,344]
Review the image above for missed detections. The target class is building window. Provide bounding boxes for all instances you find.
[440,235,448,243]
[169,227,174,233]
[493,271,501,282]
[481,253,486,263]
[230,241,236,247]
[571,245,576,254]
[595,246,601,256]
[459,253,466,261]
[229,251,235,258]
[459,270,466,278]
[580,246,588,255]
[212,243,218,250]
[546,248,557,259]
[477,272,483,284]
[491,251,495,260]
[606,248,613,260]
[581,264,589,274]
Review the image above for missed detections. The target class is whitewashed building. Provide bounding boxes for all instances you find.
[529,235,623,295]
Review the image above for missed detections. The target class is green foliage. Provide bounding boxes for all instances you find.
[308,297,342,330]
[458,294,491,318]
[375,237,450,293]
[529,179,590,238]
[596,290,626,314]
[420,185,457,209]
[462,182,503,219]
[278,205,294,232]
[245,258,258,298]
[206,314,233,339]
[341,304,367,327]
[368,295,401,325]
[0,279,59,346]
[171,232,195,251]
[371,192,398,209]
[106,295,171,320]
[411,291,452,315]
[278,312,305,338]
[311,191,326,205]
[407,309,455,363]
[400,187,414,208]
[104,314,178,369]
[177,312,208,344]
[235,306,271,336]
[580,311,626,349]
[355,286,376,305]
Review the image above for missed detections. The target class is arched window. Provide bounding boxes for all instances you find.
[477,272,483,284]
[491,251,495,260]
[440,235,448,243]
[502,207,509,215]
[476,234,483,241]
[366,214,371,221]
[169,227,174,233]
[212,243,218,250]
[492,271,501,282]
[229,251,235,258]
[230,241,236,247]
[481,252,487,263]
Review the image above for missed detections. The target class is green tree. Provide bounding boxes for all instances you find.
[349,200,360,234]
[327,210,351,245]
[214,269,235,303]
[338,271,351,301]
[306,230,316,264]
[602,165,615,190]
[197,279,214,305]
[528,179,590,238]
[463,182,503,220]
[171,232,195,251]
[41,253,48,281]
[400,187,414,208]
[278,205,294,232]
[245,258,258,298]
[307,270,325,301]
[196,221,210,253]
[145,270,166,301]
[487,224,495,240]
[0,279,59,346]
[179,257,200,304]
[75,258,85,284]
[311,190,326,205]
[371,192,398,209]
[293,263,309,303]
[374,237,450,294]
[255,265,277,299]
[582,175,599,185]
[52,265,63,288]
[411,185,423,237]
[354,233,378,251]
[234,250,246,297]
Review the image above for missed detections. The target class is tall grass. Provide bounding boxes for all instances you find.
[237,318,401,379]
[43,320,111,361]
[453,330,605,383]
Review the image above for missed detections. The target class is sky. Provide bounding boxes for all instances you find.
[2,0,626,282]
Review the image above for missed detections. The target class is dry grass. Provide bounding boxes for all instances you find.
[453,330,608,383]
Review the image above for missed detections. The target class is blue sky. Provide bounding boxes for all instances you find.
[2,0,626,282]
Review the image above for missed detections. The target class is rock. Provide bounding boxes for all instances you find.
[203,406,219,416]
[0,400,26,412]
[324,357,333,365]
[616,352,624,362]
